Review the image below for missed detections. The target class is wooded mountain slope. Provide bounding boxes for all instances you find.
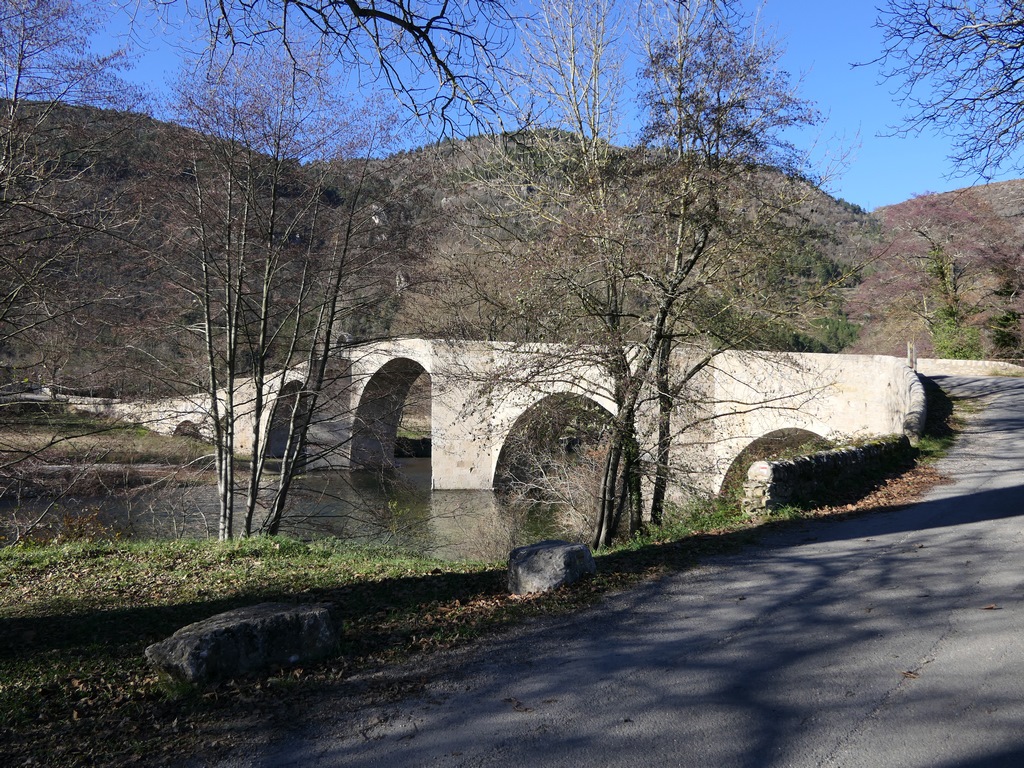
[848,180,1024,359]
[4,105,1022,397]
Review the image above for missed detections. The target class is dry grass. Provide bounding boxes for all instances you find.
[0,403,212,466]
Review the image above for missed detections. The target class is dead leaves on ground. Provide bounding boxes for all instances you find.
[806,464,951,520]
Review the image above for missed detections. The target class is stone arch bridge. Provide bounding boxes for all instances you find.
[91,339,925,496]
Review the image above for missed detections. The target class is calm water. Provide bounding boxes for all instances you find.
[2,458,558,561]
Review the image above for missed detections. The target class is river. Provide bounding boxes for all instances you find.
[2,458,559,561]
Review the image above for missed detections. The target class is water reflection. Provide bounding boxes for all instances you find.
[1,458,559,561]
[279,459,551,561]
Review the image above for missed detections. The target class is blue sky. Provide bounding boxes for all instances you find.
[98,1,1020,212]
[753,0,1020,211]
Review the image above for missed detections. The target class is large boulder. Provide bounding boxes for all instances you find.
[145,602,338,683]
[508,540,596,595]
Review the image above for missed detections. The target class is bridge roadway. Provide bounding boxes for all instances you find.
[206,374,1024,767]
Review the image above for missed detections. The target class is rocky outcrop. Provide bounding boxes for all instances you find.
[508,540,596,595]
[145,602,339,683]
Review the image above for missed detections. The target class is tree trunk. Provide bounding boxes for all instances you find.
[649,336,673,526]
[593,437,623,549]
[624,429,644,537]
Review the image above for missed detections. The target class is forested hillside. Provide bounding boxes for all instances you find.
[849,181,1024,359]
[1,103,887,397]
[5,102,1023,404]
[1,102,433,397]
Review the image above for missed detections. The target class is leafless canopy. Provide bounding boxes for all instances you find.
[181,0,516,130]
[876,0,1024,177]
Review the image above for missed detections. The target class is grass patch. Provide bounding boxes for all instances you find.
[0,537,504,764]
[0,521,768,766]
[915,375,972,463]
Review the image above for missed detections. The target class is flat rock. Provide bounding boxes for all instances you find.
[145,602,338,683]
[508,540,596,595]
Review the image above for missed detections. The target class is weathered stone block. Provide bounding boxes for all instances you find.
[145,602,338,683]
[508,540,596,595]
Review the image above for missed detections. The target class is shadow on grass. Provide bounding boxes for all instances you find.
[0,565,506,665]
[921,374,957,443]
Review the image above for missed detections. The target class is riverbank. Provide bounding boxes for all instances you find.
[0,378,963,765]
[0,402,211,466]
[0,456,952,767]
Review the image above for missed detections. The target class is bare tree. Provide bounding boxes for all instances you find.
[0,0,152,510]
[851,189,1023,358]
[430,0,835,547]
[482,0,646,547]
[141,0,517,131]
[876,0,1024,177]
[164,45,410,539]
[636,0,827,524]
[0,0,137,353]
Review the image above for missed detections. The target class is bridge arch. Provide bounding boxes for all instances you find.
[491,391,616,490]
[351,357,431,470]
[266,379,309,460]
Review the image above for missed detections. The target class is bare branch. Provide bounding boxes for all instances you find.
[876,0,1024,177]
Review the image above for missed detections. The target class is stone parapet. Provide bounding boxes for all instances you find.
[901,366,927,442]
[917,358,1024,377]
[741,435,913,515]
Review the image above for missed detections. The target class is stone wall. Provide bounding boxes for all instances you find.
[916,358,1024,378]
[897,364,928,440]
[741,435,914,515]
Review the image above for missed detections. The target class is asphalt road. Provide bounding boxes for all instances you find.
[217,374,1024,768]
